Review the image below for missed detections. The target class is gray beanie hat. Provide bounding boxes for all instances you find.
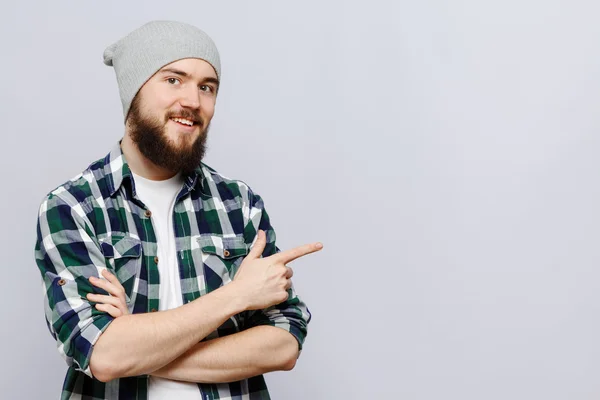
[103,20,221,121]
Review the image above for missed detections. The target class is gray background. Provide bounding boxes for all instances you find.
[2,0,600,399]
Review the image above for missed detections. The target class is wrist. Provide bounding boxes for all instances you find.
[217,281,248,314]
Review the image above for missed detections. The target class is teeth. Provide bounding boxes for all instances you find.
[172,117,194,126]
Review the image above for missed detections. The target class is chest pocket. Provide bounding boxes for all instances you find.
[198,235,249,290]
[99,234,142,308]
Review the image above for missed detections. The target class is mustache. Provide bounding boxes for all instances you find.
[165,109,204,127]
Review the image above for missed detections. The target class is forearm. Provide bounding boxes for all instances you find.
[90,283,245,382]
[151,326,299,383]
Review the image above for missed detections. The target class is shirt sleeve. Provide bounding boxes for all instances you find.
[242,189,312,352]
[34,193,114,378]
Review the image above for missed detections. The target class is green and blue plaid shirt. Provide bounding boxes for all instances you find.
[34,141,311,400]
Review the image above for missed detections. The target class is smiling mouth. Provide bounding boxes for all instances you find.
[170,117,198,127]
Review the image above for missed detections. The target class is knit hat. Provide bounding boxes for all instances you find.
[103,20,221,121]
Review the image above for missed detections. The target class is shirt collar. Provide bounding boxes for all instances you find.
[105,141,207,197]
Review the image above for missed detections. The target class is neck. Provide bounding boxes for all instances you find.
[121,133,179,181]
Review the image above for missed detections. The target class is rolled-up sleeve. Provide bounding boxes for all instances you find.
[243,189,312,351]
[34,193,114,378]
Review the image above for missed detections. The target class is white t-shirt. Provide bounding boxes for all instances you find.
[132,172,202,400]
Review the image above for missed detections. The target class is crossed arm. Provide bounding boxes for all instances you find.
[87,229,317,382]
[142,324,299,383]
[88,268,300,383]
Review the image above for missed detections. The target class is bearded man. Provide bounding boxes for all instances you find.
[34,20,321,400]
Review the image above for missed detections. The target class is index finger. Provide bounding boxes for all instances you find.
[273,242,323,264]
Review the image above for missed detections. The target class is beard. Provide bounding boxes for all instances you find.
[127,95,209,175]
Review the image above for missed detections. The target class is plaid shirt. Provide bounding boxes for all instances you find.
[34,141,311,400]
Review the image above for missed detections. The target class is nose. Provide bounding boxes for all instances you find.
[178,86,201,110]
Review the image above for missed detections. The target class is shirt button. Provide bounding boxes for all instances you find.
[57,279,66,286]
[154,256,159,264]
[144,210,152,218]
[223,250,230,257]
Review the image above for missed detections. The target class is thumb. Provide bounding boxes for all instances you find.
[247,230,267,259]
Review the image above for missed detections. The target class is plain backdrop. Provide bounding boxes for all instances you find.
[2,1,600,399]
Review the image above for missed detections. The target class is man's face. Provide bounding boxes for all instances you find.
[126,58,219,174]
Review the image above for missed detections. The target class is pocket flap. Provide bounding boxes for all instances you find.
[198,235,248,259]
[100,235,142,259]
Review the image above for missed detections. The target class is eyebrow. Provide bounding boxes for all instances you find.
[159,68,220,87]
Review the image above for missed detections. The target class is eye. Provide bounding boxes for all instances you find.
[167,78,181,85]
[199,85,214,93]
